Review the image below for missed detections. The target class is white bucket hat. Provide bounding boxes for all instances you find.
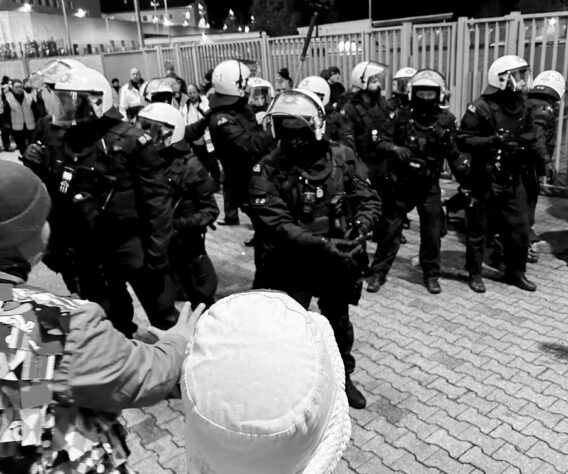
[182,290,351,474]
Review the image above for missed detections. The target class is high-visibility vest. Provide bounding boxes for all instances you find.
[5,91,35,131]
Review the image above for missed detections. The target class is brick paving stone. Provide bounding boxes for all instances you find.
[457,407,502,434]
[398,413,440,440]
[130,452,170,474]
[488,405,535,432]
[459,446,515,474]
[392,432,440,462]
[356,454,400,474]
[130,417,170,446]
[390,452,440,474]
[522,420,568,451]
[525,441,568,467]
[519,401,564,430]
[143,400,181,425]
[489,424,539,452]
[492,442,548,473]
[343,443,377,470]
[425,428,472,458]
[361,435,407,466]
[121,408,152,429]
[455,424,505,456]
[423,449,476,474]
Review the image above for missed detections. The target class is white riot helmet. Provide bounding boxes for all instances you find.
[247,77,274,111]
[392,67,417,96]
[263,88,326,141]
[486,55,531,93]
[29,58,87,90]
[210,60,251,108]
[531,70,566,101]
[141,78,174,104]
[408,69,447,105]
[297,76,331,106]
[137,102,186,152]
[53,67,113,127]
[351,61,388,91]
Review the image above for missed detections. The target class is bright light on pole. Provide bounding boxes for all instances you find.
[60,0,73,54]
[18,2,32,12]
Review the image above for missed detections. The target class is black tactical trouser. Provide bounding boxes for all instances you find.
[522,167,540,242]
[465,177,530,275]
[370,182,442,279]
[262,251,357,375]
[56,235,179,336]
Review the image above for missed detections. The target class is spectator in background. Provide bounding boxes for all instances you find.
[275,67,293,94]
[111,77,120,107]
[181,83,221,191]
[3,78,37,154]
[119,67,144,119]
[202,68,214,98]
[0,76,11,151]
[165,60,187,95]
[326,65,346,107]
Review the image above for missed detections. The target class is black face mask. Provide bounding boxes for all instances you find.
[279,130,327,167]
[23,87,33,93]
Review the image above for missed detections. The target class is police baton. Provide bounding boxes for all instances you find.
[293,0,333,85]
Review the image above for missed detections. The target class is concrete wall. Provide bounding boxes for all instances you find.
[0,11,143,53]
[0,0,101,17]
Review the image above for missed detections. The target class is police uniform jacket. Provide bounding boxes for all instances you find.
[249,142,381,254]
[528,95,557,173]
[39,108,173,273]
[166,154,219,256]
[458,93,548,181]
[0,271,188,473]
[207,103,274,173]
[343,90,391,164]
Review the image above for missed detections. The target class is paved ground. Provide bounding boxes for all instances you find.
[5,150,568,473]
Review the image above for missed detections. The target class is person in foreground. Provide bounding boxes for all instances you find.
[0,160,204,473]
[182,290,352,474]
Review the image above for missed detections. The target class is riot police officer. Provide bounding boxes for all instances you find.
[298,75,355,149]
[458,55,547,293]
[137,102,220,308]
[249,89,381,409]
[526,70,565,262]
[368,69,466,294]
[248,76,274,124]
[388,66,417,242]
[203,60,275,227]
[22,67,176,335]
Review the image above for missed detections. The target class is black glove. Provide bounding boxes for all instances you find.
[21,142,47,175]
[545,164,557,185]
[348,220,371,245]
[322,238,358,261]
[391,145,413,162]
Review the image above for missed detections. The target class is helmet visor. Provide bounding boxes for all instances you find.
[136,116,175,149]
[393,77,411,95]
[263,90,325,137]
[52,90,103,126]
[415,89,438,100]
[248,87,272,107]
[506,67,531,91]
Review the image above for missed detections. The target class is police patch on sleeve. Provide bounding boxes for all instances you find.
[253,196,267,206]
[137,133,152,146]
[467,104,477,114]
[252,163,262,174]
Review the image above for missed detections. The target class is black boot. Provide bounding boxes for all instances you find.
[424,276,441,294]
[345,376,366,409]
[504,271,537,292]
[468,273,486,293]
[366,273,385,293]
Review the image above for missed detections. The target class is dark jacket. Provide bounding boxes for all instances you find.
[458,93,548,180]
[166,153,219,243]
[35,108,173,272]
[528,95,557,169]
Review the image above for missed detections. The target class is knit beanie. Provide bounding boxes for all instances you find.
[0,161,51,251]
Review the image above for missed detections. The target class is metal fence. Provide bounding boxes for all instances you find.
[4,11,566,184]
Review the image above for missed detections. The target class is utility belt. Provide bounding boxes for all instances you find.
[298,191,354,238]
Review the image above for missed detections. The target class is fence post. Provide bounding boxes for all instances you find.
[174,43,183,75]
[190,43,200,86]
[454,16,468,117]
[260,31,271,80]
[401,21,412,67]
[505,11,522,56]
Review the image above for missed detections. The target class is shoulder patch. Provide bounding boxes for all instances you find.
[467,104,477,114]
[252,163,262,174]
[216,116,229,126]
[137,133,152,146]
[389,111,396,120]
